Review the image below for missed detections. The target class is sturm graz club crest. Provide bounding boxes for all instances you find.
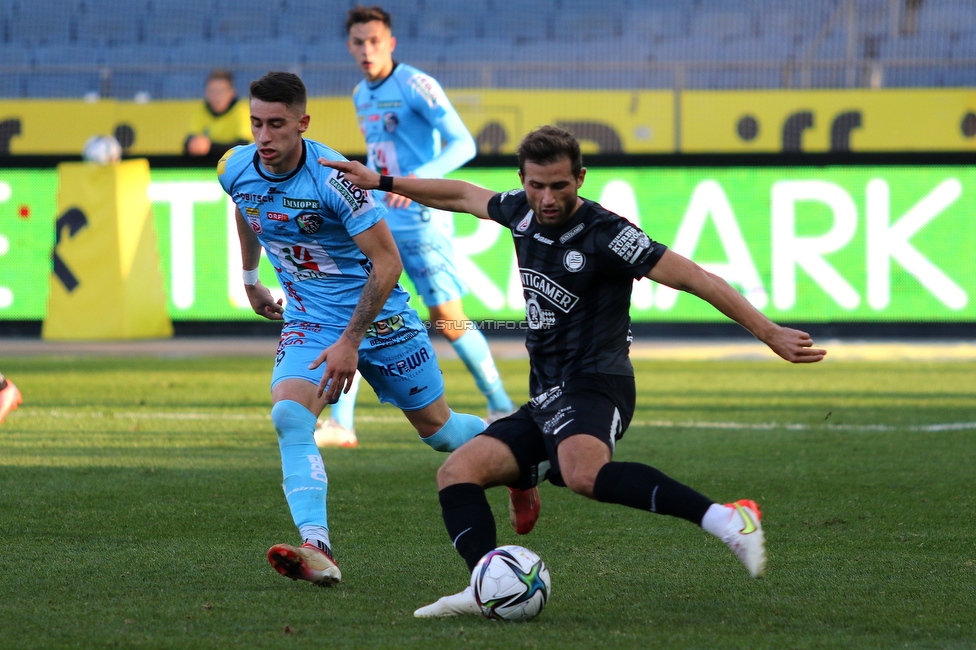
[563,250,585,272]
[296,211,323,235]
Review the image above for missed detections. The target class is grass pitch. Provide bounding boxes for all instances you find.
[1,354,974,649]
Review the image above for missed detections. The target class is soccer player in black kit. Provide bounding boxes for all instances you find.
[319,125,827,617]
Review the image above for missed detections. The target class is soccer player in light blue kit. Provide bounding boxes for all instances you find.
[219,71,490,587]
[315,4,516,450]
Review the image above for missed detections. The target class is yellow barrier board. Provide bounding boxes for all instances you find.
[448,89,675,154]
[1,88,973,155]
[681,88,976,153]
[42,159,173,340]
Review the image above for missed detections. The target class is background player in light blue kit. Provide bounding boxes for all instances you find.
[219,71,492,587]
[315,4,516,450]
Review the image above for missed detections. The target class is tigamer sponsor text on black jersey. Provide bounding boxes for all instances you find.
[487,190,667,396]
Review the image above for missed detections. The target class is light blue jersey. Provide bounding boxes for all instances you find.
[352,62,475,233]
[218,139,411,325]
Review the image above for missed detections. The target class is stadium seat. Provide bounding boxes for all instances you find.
[479,4,555,43]
[2,0,968,97]
[552,10,623,42]
[75,0,143,46]
[211,0,283,42]
[143,1,209,45]
[415,10,480,42]
[919,3,976,35]
[0,74,27,99]
[24,72,100,98]
[950,33,976,59]
[691,9,754,40]
[159,72,207,99]
[278,2,346,44]
[104,71,159,100]
[881,65,946,88]
[623,8,691,41]
[7,1,76,45]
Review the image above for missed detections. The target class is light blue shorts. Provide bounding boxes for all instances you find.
[271,309,444,411]
[393,209,468,308]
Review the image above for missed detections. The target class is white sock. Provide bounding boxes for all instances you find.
[700,503,733,538]
[300,525,332,550]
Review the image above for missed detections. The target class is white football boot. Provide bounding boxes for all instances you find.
[721,499,766,578]
[313,419,358,448]
[267,542,342,587]
[414,586,481,618]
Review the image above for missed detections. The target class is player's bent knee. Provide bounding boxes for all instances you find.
[271,400,315,439]
[436,451,479,489]
[436,437,496,488]
[561,465,599,499]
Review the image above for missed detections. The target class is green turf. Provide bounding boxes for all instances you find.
[1,355,974,649]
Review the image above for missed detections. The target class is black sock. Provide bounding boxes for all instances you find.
[439,483,497,572]
[592,461,713,525]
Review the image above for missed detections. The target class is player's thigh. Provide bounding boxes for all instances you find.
[401,394,451,438]
[438,431,522,490]
[529,374,637,488]
[555,434,612,498]
[271,321,344,393]
[395,228,468,308]
[357,310,446,411]
[480,408,550,491]
[271,378,331,417]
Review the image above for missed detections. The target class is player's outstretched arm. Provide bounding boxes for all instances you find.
[234,207,283,321]
[647,250,826,363]
[307,219,403,402]
[318,158,495,219]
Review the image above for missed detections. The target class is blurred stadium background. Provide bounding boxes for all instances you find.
[2,0,975,98]
[1,0,975,335]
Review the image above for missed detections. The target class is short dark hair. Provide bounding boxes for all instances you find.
[346,5,392,33]
[206,68,234,85]
[249,72,307,112]
[517,126,583,177]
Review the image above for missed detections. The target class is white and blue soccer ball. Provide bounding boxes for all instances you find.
[470,545,551,621]
[82,135,122,165]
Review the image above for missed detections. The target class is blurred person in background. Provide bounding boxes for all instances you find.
[184,68,251,158]
[0,371,22,423]
[316,4,517,458]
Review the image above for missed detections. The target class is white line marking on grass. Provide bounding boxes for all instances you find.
[632,420,976,433]
[21,409,976,432]
[20,409,405,424]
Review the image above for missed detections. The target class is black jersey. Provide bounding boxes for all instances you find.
[487,190,667,395]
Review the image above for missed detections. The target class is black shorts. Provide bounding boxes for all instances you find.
[482,373,636,489]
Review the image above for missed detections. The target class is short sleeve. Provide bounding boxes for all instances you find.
[403,71,451,124]
[216,146,245,194]
[595,219,668,279]
[320,165,388,238]
[486,189,529,230]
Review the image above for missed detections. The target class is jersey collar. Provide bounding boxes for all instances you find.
[251,139,307,183]
[536,200,590,239]
[366,61,400,91]
[206,95,239,118]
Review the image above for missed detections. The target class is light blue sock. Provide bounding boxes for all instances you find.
[421,409,487,452]
[328,371,361,430]
[272,400,329,533]
[450,330,514,413]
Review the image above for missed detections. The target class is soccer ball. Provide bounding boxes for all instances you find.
[82,135,122,165]
[470,545,551,621]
